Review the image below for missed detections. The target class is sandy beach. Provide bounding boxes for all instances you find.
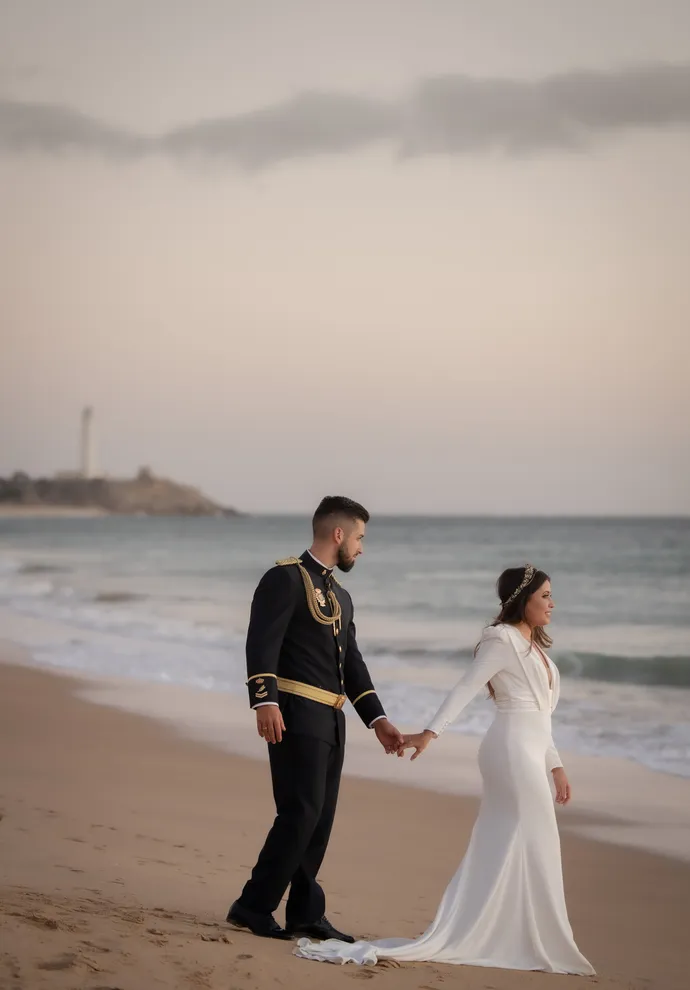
[1,650,688,990]
[0,506,109,518]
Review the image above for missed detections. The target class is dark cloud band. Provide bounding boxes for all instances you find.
[2,63,689,167]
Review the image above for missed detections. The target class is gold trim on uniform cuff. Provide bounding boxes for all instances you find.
[352,689,377,706]
[246,673,278,683]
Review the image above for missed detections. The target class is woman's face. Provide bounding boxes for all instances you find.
[524,580,554,628]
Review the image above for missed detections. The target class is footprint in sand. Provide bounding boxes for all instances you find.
[1,952,22,985]
[17,911,59,930]
[80,940,112,955]
[36,952,78,971]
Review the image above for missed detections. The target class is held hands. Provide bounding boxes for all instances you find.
[374,718,405,754]
[552,767,571,805]
[255,705,286,744]
[397,730,436,761]
[257,709,407,753]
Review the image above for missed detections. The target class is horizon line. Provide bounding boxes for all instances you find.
[244,511,690,520]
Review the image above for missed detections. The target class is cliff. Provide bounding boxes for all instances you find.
[0,469,239,517]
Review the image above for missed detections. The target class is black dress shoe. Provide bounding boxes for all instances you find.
[286,916,355,944]
[226,900,292,941]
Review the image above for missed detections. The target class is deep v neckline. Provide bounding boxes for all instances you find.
[532,641,553,691]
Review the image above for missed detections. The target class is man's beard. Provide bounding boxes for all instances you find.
[336,547,356,573]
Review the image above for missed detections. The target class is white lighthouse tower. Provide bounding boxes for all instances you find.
[80,406,96,479]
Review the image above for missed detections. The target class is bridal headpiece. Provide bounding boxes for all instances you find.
[501,564,536,608]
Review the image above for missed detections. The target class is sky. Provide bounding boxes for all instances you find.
[1,0,689,515]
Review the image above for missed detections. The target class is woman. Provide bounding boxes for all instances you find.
[295,565,595,975]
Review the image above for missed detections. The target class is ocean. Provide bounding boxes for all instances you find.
[1,515,689,778]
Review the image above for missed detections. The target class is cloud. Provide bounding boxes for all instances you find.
[161,91,396,168]
[401,63,690,157]
[0,99,146,157]
[2,63,689,168]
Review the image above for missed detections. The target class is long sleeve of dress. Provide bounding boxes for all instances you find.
[546,738,563,771]
[425,628,512,737]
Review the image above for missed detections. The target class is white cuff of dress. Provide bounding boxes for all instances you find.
[252,702,279,709]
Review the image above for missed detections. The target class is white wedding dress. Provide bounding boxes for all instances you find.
[295,624,595,975]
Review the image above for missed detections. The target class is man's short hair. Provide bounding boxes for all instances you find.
[312,496,370,535]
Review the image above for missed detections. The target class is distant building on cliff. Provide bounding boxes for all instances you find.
[55,405,101,480]
[80,406,96,478]
[1,406,238,515]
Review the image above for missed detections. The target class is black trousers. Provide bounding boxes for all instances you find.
[238,732,345,925]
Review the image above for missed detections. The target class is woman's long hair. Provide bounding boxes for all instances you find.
[479,567,552,699]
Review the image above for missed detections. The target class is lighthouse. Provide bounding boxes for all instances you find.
[80,406,96,479]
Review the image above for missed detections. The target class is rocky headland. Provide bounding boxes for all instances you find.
[0,468,239,517]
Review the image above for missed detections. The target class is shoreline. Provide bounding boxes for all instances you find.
[1,654,689,989]
[4,636,690,864]
[0,504,111,517]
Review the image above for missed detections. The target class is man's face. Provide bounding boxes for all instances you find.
[336,518,366,572]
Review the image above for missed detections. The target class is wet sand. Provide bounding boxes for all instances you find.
[1,656,688,990]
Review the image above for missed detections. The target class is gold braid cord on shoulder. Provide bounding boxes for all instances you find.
[276,557,342,628]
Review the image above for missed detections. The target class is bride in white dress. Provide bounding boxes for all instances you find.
[295,565,595,976]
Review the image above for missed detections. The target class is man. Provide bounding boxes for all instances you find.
[227,496,404,942]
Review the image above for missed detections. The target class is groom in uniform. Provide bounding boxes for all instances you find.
[227,496,404,941]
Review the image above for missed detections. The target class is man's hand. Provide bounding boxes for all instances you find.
[255,705,286,744]
[373,718,404,754]
[552,767,571,805]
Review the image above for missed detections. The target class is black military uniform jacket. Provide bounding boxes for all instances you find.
[245,550,386,745]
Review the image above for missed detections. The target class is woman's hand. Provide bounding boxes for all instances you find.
[552,767,571,805]
[397,730,436,761]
